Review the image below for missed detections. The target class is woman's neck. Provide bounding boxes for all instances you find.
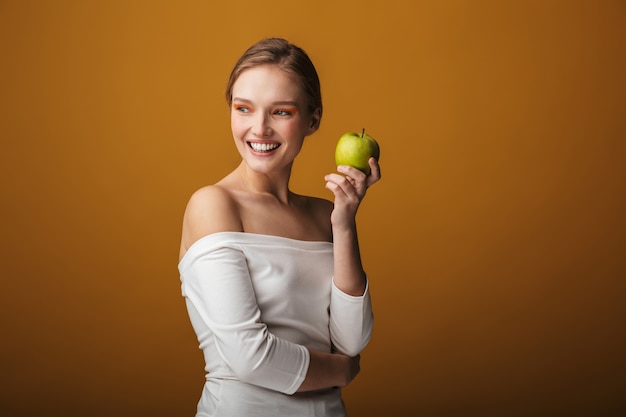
[234,162,294,204]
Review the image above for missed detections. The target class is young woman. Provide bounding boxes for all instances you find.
[178,37,381,416]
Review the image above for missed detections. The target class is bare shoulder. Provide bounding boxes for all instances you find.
[179,185,243,259]
[299,194,334,240]
[306,195,334,219]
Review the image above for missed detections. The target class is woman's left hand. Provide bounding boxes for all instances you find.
[324,157,381,229]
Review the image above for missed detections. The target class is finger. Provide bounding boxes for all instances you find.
[366,157,381,187]
[337,165,370,195]
[324,174,348,195]
[337,165,367,182]
[325,173,359,198]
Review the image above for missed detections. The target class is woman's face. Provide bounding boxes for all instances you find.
[230,64,319,175]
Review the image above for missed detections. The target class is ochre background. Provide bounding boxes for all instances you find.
[1,1,625,416]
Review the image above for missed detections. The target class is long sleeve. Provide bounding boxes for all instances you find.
[180,241,309,395]
[329,278,373,356]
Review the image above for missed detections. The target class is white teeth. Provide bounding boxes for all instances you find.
[249,142,279,152]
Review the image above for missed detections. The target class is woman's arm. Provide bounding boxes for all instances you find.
[324,157,381,355]
[324,157,381,296]
[297,350,360,392]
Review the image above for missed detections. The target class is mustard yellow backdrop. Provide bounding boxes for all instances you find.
[1,1,624,416]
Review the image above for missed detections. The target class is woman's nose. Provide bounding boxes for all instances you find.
[251,113,272,137]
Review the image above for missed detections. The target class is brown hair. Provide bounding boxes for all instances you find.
[225,38,322,124]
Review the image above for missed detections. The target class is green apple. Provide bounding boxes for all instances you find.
[334,129,380,175]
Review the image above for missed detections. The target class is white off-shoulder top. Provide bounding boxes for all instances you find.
[178,232,373,417]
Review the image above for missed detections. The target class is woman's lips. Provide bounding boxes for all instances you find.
[248,142,280,153]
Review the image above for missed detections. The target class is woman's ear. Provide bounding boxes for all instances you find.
[307,108,322,135]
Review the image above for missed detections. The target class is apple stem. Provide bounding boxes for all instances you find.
[361,128,365,138]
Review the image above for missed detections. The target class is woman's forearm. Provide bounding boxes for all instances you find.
[296,349,360,392]
[331,224,367,296]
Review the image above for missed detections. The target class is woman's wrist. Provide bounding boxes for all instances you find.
[331,221,357,237]
[298,350,357,391]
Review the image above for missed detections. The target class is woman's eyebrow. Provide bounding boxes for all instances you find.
[232,97,299,107]
[272,101,299,106]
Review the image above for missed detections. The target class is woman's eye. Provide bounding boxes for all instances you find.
[274,108,297,116]
[234,104,251,113]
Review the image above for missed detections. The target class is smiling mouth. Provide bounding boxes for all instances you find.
[248,142,280,153]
